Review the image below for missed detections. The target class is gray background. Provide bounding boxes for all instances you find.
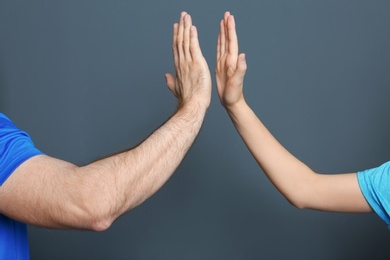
[1,0,390,259]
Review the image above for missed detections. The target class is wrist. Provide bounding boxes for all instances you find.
[179,97,209,113]
[177,99,208,119]
[225,98,252,126]
[224,97,247,114]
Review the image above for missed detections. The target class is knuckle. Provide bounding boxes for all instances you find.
[227,67,235,77]
[227,62,236,70]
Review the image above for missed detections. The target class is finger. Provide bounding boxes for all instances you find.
[224,12,230,53]
[165,73,177,96]
[224,11,230,21]
[219,19,226,57]
[177,12,186,63]
[172,23,179,69]
[227,15,238,56]
[183,14,192,60]
[190,25,203,60]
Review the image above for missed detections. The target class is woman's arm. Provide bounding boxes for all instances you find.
[215,12,371,213]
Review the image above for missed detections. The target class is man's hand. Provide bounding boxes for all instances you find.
[215,12,247,109]
[165,12,212,110]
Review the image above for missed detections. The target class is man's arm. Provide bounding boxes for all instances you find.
[0,12,212,231]
[215,12,371,213]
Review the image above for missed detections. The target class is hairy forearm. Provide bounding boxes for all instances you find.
[77,102,207,228]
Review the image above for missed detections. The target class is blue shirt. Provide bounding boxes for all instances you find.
[0,113,43,260]
[358,161,390,230]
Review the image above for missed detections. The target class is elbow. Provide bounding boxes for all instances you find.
[73,171,118,231]
[68,191,116,232]
[283,170,319,210]
[56,166,117,231]
[284,194,308,210]
[282,185,314,210]
[288,198,308,210]
[82,197,117,232]
[79,204,115,232]
[89,216,114,232]
[54,199,115,231]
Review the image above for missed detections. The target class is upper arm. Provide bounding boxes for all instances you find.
[0,155,85,228]
[0,153,119,231]
[0,114,102,229]
[302,172,372,213]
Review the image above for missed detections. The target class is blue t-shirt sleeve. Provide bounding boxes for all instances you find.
[0,113,43,186]
[357,161,390,229]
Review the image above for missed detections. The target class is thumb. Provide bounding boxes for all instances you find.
[165,73,176,95]
[235,53,247,80]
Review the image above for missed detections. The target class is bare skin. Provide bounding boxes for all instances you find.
[0,12,212,231]
[216,12,371,213]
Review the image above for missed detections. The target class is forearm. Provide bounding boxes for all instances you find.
[226,99,371,212]
[226,99,315,207]
[76,102,207,228]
